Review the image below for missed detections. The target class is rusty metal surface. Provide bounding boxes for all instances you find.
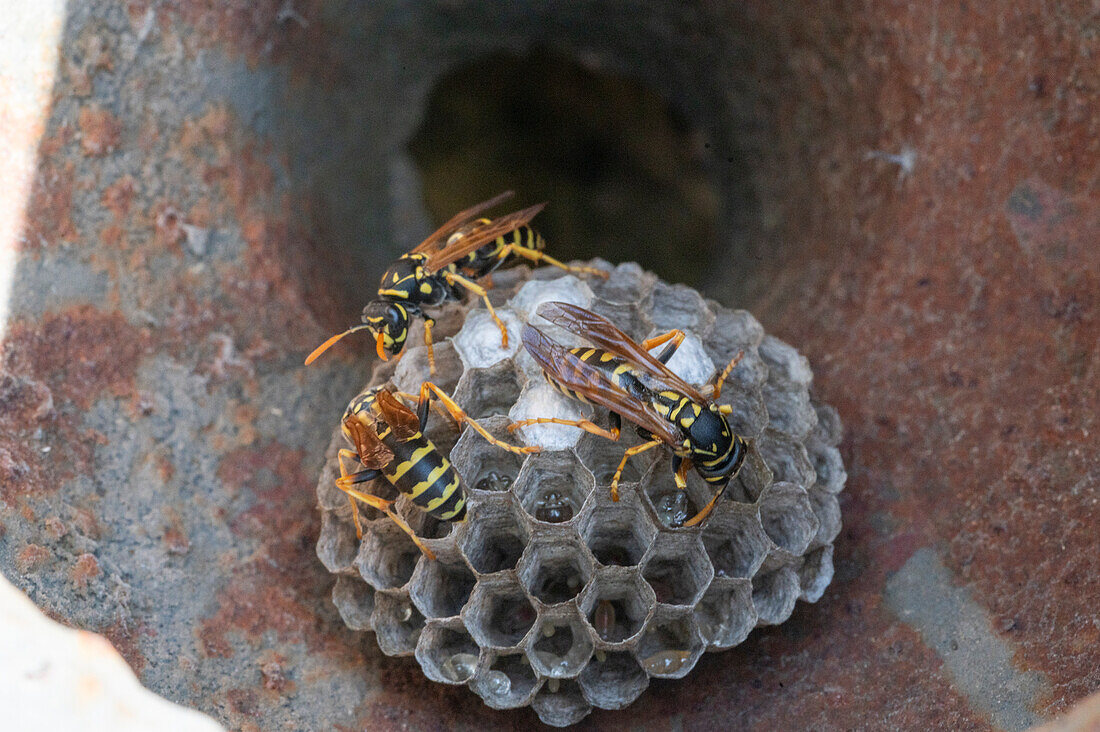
[0,1,1096,731]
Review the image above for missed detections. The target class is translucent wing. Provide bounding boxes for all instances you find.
[373,388,421,440]
[522,324,681,445]
[343,414,394,469]
[411,191,516,254]
[535,301,707,403]
[422,203,546,273]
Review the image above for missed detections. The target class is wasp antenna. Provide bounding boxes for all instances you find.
[304,324,373,365]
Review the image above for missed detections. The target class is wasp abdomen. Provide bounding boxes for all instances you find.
[384,432,467,522]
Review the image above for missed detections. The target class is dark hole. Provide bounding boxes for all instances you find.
[432,564,476,617]
[470,530,526,574]
[587,527,645,566]
[408,48,719,288]
[531,561,584,604]
[644,558,699,605]
[487,594,537,646]
[534,623,576,659]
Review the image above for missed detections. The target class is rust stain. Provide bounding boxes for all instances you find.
[77,105,122,157]
[15,543,53,573]
[69,552,101,591]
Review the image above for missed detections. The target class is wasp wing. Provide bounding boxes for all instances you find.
[522,324,681,445]
[422,203,546,274]
[412,191,516,254]
[372,388,421,440]
[343,414,395,469]
[535,301,707,404]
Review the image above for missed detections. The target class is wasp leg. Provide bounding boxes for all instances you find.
[393,391,451,426]
[418,381,539,455]
[499,243,609,279]
[673,456,693,490]
[642,329,687,364]
[338,483,436,560]
[423,317,437,375]
[507,417,620,441]
[337,448,381,539]
[683,482,727,528]
[710,350,744,401]
[443,271,509,348]
[610,439,662,502]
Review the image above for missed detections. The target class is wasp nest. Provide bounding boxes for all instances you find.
[316,262,845,727]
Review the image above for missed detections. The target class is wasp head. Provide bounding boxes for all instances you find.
[361,301,409,359]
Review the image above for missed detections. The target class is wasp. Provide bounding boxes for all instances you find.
[305,191,607,372]
[509,302,747,527]
[337,382,539,559]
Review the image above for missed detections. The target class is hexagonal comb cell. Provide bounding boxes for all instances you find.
[448,415,525,495]
[758,483,819,556]
[593,261,654,304]
[415,619,482,684]
[717,387,769,441]
[761,378,817,440]
[640,455,714,530]
[706,306,765,364]
[579,491,655,567]
[356,522,422,590]
[372,591,425,657]
[756,429,817,487]
[408,549,476,619]
[452,361,524,419]
[642,535,713,606]
[528,609,594,678]
[470,652,541,710]
[807,437,847,494]
[331,575,375,632]
[752,566,801,625]
[759,335,813,385]
[724,445,773,503]
[317,512,358,573]
[578,570,654,644]
[696,577,756,649]
[645,281,714,336]
[799,545,835,603]
[702,507,770,579]
[392,341,463,397]
[634,607,704,679]
[460,496,530,575]
[578,650,649,710]
[464,574,537,649]
[514,451,593,525]
[531,678,591,727]
[519,534,594,605]
[808,487,842,550]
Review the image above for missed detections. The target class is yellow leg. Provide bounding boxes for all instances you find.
[641,329,686,353]
[674,457,692,490]
[339,484,436,560]
[419,382,539,455]
[610,440,662,502]
[711,350,744,401]
[507,417,621,442]
[444,271,508,348]
[337,448,368,538]
[500,243,609,279]
[423,319,436,375]
[683,485,724,528]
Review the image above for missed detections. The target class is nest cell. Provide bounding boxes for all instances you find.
[592,262,654,304]
[507,275,594,329]
[752,566,801,626]
[408,549,476,619]
[459,496,530,575]
[577,569,654,645]
[716,387,770,441]
[448,415,526,495]
[578,651,649,710]
[513,451,592,525]
[702,507,770,579]
[509,382,592,451]
[317,511,359,573]
[706,306,765,363]
[355,522,421,590]
[758,335,814,386]
[372,590,425,657]
[812,401,844,447]
[392,342,463,397]
[331,575,375,632]
[519,534,594,606]
[696,577,756,649]
[529,609,594,678]
[640,457,714,529]
[807,488,842,550]
[725,445,773,503]
[799,545,835,603]
[452,308,524,369]
[807,437,847,494]
[645,282,715,336]
[644,328,716,386]
[641,534,713,606]
[634,607,704,679]
[579,490,655,567]
[530,679,591,728]
[452,361,524,419]
[415,620,483,684]
[756,430,817,488]
[761,377,817,441]
[758,483,819,556]
[471,652,542,710]
[574,430,653,486]
[464,574,538,649]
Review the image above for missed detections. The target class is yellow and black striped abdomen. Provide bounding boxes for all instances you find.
[381,431,467,522]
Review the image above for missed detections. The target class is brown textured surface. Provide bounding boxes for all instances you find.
[0,1,1096,730]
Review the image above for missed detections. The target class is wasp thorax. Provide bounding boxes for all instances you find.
[318,261,844,726]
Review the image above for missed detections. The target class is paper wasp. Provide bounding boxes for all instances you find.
[337,382,539,559]
[305,191,607,372]
[510,302,747,527]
